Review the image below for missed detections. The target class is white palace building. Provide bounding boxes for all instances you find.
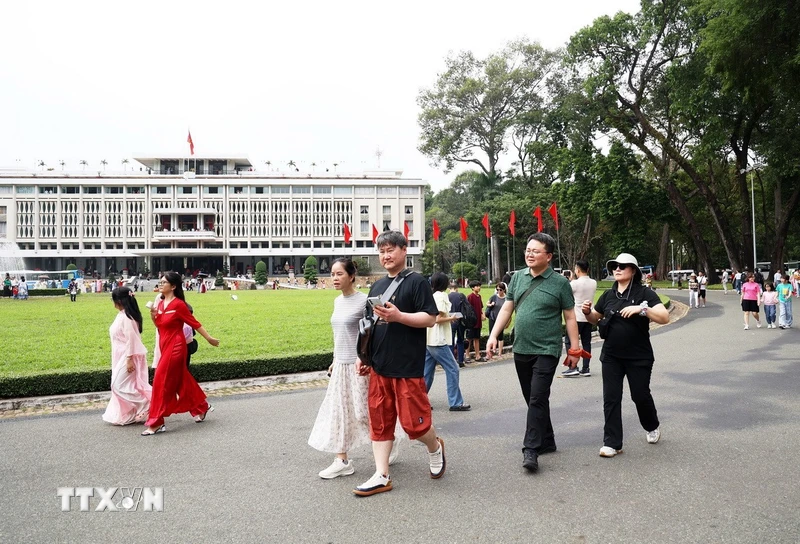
[0,155,427,278]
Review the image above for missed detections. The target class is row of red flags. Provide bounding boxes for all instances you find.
[341,203,559,244]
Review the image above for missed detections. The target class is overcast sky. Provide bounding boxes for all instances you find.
[1,0,640,192]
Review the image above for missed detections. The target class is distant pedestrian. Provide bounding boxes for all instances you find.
[2,273,11,298]
[103,286,152,425]
[733,270,742,294]
[721,270,729,294]
[740,273,762,330]
[581,253,669,459]
[68,279,78,302]
[698,271,707,307]
[484,282,508,360]
[424,272,470,412]
[777,275,793,329]
[448,281,466,367]
[563,260,597,378]
[16,276,28,300]
[466,281,485,362]
[762,283,778,329]
[688,273,699,308]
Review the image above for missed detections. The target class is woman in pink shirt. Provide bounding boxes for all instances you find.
[740,272,762,330]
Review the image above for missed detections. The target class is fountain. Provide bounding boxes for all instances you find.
[0,241,26,273]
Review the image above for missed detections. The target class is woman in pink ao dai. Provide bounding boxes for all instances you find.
[103,286,152,425]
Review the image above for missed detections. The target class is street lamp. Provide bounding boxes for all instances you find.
[740,165,761,273]
[670,239,675,287]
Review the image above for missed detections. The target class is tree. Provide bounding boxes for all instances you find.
[255,260,267,285]
[121,159,129,172]
[418,39,561,181]
[100,160,108,171]
[79,160,88,170]
[452,262,478,283]
[352,257,371,276]
[304,255,318,284]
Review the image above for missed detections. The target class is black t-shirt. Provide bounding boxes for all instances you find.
[596,283,662,362]
[368,272,438,378]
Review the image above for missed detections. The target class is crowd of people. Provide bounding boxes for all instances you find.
[90,228,800,497]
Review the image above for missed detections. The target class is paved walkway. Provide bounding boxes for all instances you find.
[1,290,798,543]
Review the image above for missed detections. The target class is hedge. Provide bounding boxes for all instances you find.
[28,289,69,297]
[0,351,333,399]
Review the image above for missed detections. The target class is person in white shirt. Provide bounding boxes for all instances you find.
[698,271,708,307]
[722,269,729,294]
[563,260,597,377]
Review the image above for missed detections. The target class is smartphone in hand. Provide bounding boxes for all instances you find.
[366,296,382,309]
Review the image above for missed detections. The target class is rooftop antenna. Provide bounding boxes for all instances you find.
[375,146,383,169]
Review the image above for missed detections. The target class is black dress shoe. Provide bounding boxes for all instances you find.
[449,404,471,412]
[522,450,538,472]
[539,444,557,455]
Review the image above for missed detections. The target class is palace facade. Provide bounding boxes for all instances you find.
[0,155,427,277]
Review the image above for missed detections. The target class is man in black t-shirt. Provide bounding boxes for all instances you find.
[353,231,444,497]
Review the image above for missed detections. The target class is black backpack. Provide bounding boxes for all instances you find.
[459,293,478,328]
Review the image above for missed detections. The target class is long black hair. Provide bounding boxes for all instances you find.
[161,271,186,302]
[430,272,449,293]
[112,286,144,333]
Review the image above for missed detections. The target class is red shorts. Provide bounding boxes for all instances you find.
[368,370,432,441]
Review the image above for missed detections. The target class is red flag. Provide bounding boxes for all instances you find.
[187,131,195,156]
[403,221,410,239]
[509,210,516,237]
[343,223,351,244]
[533,206,543,233]
[548,202,559,230]
[481,213,491,238]
[371,224,379,244]
[460,217,468,241]
[432,219,440,241]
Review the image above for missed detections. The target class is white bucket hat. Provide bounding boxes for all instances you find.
[606,253,642,283]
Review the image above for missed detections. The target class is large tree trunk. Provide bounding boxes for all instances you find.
[664,180,716,282]
[656,223,670,280]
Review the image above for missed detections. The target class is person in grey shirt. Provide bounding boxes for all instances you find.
[563,260,597,377]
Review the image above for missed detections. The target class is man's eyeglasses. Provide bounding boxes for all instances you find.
[524,249,549,256]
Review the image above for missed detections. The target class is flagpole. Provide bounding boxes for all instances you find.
[487,238,491,285]
[556,229,563,270]
[459,242,463,287]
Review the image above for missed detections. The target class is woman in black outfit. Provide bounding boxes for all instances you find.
[580,253,669,458]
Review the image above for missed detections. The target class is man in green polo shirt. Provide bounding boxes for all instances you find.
[487,232,580,473]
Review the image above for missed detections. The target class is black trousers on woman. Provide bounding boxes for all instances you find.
[602,354,659,450]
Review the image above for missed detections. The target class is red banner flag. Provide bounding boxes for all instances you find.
[481,213,491,238]
[459,217,468,241]
[343,223,351,244]
[371,224,379,244]
[187,131,195,156]
[432,219,440,241]
[509,210,516,237]
[548,202,559,230]
[533,206,543,233]
[403,221,410,239]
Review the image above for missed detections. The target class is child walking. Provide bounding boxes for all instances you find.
[762,283,778,329]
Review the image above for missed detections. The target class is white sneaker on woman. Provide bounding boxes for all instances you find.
[599,446,622,457]
[646,427,661,444]
[318,458,355,479]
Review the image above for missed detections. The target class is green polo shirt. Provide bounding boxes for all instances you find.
[507,266,574,357]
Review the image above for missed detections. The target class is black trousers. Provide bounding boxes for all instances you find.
[565,322,592,371]
[602,355,659,450]
[514,353,558,454]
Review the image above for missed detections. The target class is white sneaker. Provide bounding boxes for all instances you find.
[599,446,622,457]
[744,325,749,330]
[646,427,661,444]
[388,436,400,466]
[756,322,762,328]
[428,437,446,479]
[352,471,392,496]
[318,458,355,479]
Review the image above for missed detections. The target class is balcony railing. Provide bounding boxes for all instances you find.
[151,229,218,242]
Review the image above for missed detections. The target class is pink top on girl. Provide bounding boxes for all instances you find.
[762,291,778,306]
